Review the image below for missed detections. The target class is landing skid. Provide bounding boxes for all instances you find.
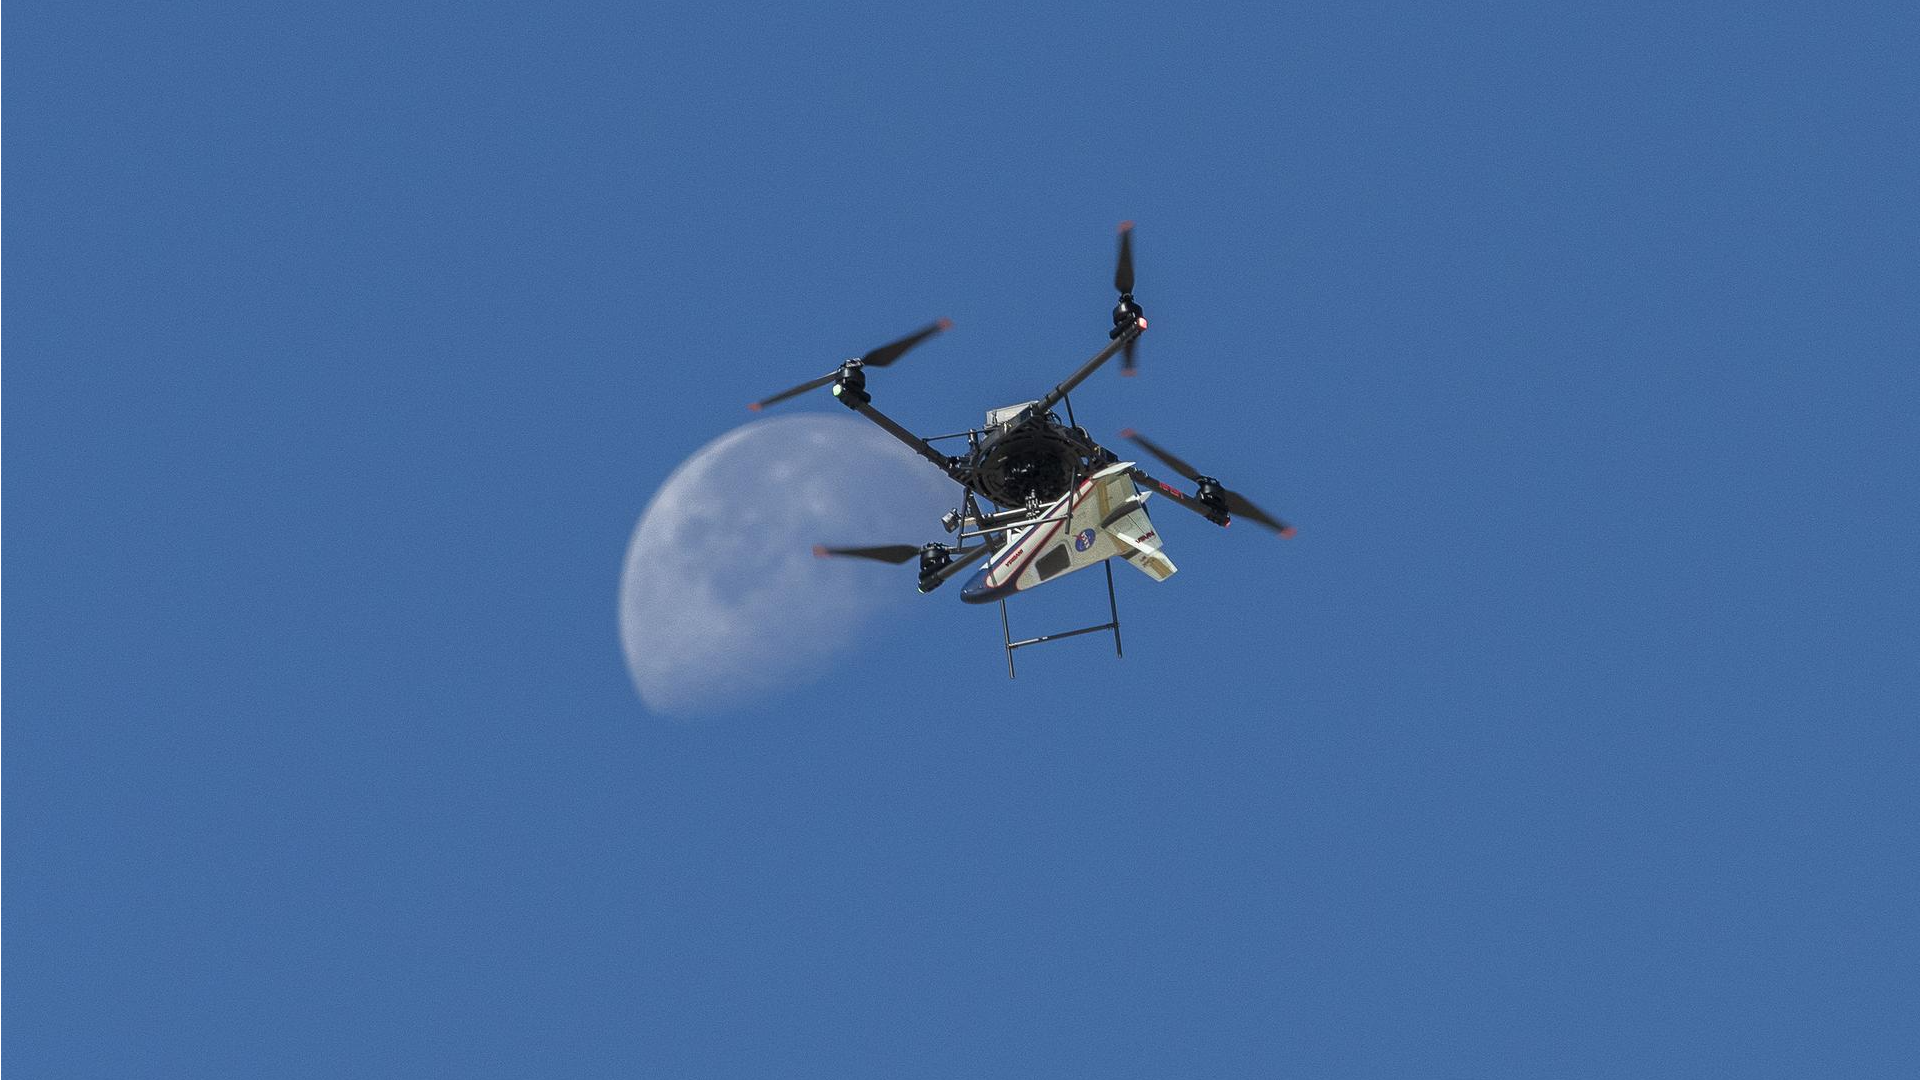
[997,561,1124,678]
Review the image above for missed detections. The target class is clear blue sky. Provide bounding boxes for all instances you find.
[10,1,1918,1075]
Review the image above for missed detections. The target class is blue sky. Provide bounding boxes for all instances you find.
[10,1,1919,1075]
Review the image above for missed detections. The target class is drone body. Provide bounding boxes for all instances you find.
[752,224,1293,671]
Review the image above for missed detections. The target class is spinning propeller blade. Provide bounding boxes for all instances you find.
[813,544,921,565]
[1118,429,1296,538]
[861,318,952,368]
[814,540,995,593]
[749,372,837,412]
[748,319,952,410]
[1223,490,1296,538]
[1113,222,1144,376]
[1117,429,1201,482]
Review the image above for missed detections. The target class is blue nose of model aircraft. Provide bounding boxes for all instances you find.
[959,566,1015,605]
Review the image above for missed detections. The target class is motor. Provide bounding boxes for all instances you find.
[829,360,869,407]
[1193,477,1232,526]
[915,544,953,592]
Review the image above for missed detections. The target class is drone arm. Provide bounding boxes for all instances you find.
[847,399,967,482]
[1034,318,1146,419]
[967,321,1148,475]
[1126,467,1229,527]
[916,542,993,593]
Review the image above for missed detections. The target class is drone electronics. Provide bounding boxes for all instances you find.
[750,223,1294,676]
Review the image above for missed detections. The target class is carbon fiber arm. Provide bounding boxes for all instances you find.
[1125,467,1229,526]
[849,400,967,483]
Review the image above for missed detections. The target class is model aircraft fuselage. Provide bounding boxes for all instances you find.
[958,460,1175,604]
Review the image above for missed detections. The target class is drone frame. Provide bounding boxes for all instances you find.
[758,224,1294,675]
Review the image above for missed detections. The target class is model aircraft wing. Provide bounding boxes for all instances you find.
[1090,466,1176,581]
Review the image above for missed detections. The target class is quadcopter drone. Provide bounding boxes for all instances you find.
[748,223,1294,675]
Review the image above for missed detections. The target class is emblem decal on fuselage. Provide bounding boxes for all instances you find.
[1073,528,1097,552]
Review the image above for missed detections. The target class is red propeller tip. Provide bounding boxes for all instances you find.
[1280,527,1298,539]
[812,545,829,558]
[937,317,954,331]
[747,402,762,412]
[1121,368,1138,377]
[1119,428,1137,438]
[1117,220,1135,233]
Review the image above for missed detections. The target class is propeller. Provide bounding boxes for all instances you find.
[812,544,920,564]
[814,540,994,592]
[1112,222,1144,376]
[748,372,837,412]
[1118,428,1296,537]
[860,319,952,368]
[749,319,952,411]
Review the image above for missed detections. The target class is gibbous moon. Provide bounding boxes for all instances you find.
[619,413,958,717]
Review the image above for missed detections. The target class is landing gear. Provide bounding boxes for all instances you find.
[999,561,1123,678]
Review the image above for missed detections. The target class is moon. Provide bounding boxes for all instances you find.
[619,413,958,718]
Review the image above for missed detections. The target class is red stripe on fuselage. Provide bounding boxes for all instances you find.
[983,476,1098,588]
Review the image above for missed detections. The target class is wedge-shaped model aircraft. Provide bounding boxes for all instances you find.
[751,223,1294,674]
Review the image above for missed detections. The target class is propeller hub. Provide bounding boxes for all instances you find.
[831,361,870,407]
[1194,477,1231,520]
